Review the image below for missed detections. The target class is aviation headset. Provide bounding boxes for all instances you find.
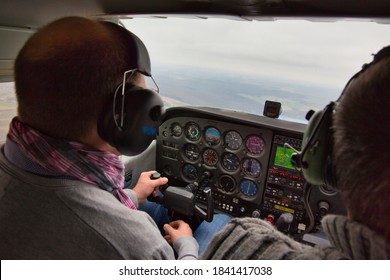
[97,22,164,156]
[291,45,390,188]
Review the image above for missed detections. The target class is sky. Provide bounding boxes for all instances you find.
[123,17,390,88]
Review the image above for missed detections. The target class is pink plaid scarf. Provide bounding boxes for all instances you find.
[7,118,136,210]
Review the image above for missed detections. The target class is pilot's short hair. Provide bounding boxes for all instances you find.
[14,17,138,140]
[333,53,390,242]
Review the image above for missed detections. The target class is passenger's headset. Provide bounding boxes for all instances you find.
[97,22,164,156]
[291,46,390,188]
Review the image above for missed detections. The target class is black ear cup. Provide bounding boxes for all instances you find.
[297,102,336,187]
[96,23,162,155]
[98,84,164,155]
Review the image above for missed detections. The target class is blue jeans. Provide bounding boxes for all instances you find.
[193,213,231,255]
[138,199,169,234]
[138,200,231,255]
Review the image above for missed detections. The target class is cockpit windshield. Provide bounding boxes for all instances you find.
[1,18,390,142]
[123,18,390,122]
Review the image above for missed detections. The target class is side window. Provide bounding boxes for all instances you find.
[0,82,16,143]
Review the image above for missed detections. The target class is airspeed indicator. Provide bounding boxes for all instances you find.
[184,122,201,141]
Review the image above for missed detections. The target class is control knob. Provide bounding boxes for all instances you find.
[252,209,261,218]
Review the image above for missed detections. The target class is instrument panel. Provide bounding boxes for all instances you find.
[159,116,273,208]
[156,107,345,238]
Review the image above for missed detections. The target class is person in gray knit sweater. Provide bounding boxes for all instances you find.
[202,46,390,260]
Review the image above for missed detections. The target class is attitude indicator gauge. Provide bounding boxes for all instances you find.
[204,127,221,145]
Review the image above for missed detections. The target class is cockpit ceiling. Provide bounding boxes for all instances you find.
[0,0,389,29]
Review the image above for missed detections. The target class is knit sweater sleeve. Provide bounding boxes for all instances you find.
[201,217,345,260]
[173,236,199,260]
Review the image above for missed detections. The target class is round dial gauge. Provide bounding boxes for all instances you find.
[222,153,240,171]
[204,127,221,145]
[245,135,266,155]
[182,164,198,180]
[184,122,201,141]
[202,148,219,166]
[242,158,262,177]
[218,175,236,193]
[240,180,258,197]
[183,144,200,161]
[171,123,183,137]
[224,130,242,150]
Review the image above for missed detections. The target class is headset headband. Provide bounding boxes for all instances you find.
[101,21,152,77]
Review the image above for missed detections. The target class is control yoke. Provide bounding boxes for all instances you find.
[148,172,214,222]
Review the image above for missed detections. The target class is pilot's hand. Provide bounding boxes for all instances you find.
[133,171,168,205]
[163,220,193,245]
